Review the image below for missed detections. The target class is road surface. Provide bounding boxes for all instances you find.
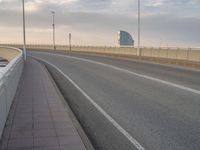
[28,51,200,150]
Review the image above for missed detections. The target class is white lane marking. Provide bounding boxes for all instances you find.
[46,53,200,95]
[29,55,145,150]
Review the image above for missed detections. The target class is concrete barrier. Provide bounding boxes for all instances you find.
[189,50,200,62]
[0,47,23,139]
[177,50,188,60]
[2,44,200,62]
[168,49,178,59]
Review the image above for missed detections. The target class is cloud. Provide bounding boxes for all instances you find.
[0,0,200,47]
[146,0,200,7]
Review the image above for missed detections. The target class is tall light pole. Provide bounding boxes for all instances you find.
[69,33,72,51]
[51,11,56,51]
[137,0,141,56]
[22,0,26,60]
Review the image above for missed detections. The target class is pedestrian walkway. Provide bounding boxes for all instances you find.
[0,58,86,150]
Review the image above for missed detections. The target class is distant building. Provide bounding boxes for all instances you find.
[118,31,134,47]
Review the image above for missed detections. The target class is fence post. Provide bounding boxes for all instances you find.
[176,48,179,59]
[167,47,169,59]
[187,48,190,61]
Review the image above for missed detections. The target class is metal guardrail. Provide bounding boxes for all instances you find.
[0,46,24,140]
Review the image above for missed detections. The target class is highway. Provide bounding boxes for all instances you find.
[28,51,200,150]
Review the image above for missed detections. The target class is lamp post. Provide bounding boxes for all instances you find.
[22,0,26,60]
[69,33,71,51]
[51,11,56,51]
[137,0,141,56]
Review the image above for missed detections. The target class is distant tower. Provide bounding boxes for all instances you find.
[118,31,134,47]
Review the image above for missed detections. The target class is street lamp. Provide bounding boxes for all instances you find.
[69,33,71,51]
[22,0,26,60]
[51,11,56,51]
[137,0,141,56]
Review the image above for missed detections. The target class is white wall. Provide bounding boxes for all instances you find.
[0,47,23,139]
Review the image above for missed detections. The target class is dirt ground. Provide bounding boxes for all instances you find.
[0,48,20,61]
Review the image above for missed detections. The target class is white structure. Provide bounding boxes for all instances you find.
[0,47,23,139]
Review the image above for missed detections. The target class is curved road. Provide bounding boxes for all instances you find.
[29,51,200,150]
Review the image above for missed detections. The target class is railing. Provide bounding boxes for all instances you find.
[1,44,200,62]
[0,46,24,139]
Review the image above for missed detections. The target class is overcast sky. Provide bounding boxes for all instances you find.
[0,0,200,47]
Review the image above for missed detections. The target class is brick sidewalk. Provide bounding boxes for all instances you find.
[0,58,86,150]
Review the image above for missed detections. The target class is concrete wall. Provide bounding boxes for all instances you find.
[0,47,23,139]
[2,44,200,62]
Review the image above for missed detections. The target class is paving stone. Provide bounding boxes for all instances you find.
[7,138,33,149]
[33,122,54,130]
[33,129,56,138]
[15,113,32,119]
[13,118,33,126]
[33,107,50,113]
[50,107,68,113]
[12,123,33,131]
[16,107,33,113]
[17,104,32,109]
[0,59,87,150]
[34,137,59,147]
[52,115,71,123]
[56,128,78,137]
[58,135,84,146]
[34,117,52,124]
[34,145,60,150]
[7,148,33,150]
[60,145,86,150]
[54,121,74,129]
[10,130,33,139]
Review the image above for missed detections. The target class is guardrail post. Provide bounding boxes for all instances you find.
[166,47,169,59]
[187,48,190,61]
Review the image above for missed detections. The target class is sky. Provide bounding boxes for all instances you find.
[0,0,200,47]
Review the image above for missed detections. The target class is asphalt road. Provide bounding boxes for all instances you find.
[28,51,200,150]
